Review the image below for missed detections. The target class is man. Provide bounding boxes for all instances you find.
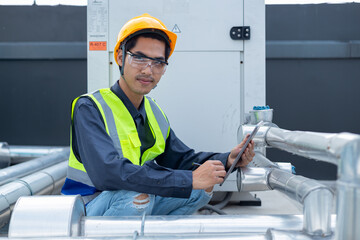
[61,13,255,216]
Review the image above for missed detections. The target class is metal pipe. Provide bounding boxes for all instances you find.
[240,124,360,239]
[237,167,272,192]
[0,161,67,228]
[0,233,269,240]
[247,151,280,169]
[82,214,337,237]
[0,148,69,186]
[9,195,85,238]
[237,152,291,193]
[266,229,334,240]
[0,143,10,169]
[8,145,66,164]
[268,169,333,236]
[238,125,358,165]
[7,194,338,239]
[267,127,357,165]
[335,138,360,240]
[262,126,359,239]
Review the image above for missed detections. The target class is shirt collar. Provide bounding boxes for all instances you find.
[110,81,146,123]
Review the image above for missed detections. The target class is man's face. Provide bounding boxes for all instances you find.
[117,36,166,98]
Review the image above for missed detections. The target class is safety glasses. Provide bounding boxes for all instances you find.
[127,51,168,74]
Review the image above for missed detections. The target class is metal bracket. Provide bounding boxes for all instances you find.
[230,26,250,40]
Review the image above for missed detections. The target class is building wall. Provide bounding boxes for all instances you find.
[265,3,360,180]
[1,4,359,179]
[0,6,87,145]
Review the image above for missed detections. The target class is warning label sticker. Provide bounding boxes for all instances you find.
[89,41,107,51]
[172,24,181,33]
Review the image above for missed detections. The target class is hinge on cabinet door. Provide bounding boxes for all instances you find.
[230,26,250,40]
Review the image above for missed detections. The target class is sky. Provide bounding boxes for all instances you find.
[0,0,359,5]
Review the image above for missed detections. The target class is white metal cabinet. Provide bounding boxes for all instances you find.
[87,0,266,191]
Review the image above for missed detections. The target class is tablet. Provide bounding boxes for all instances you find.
[220,121,264,186]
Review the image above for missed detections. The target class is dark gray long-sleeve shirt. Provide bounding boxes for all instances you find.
[72,81,229,198]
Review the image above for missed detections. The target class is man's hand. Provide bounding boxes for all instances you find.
[226,135,255,169]
[192,160,226,190]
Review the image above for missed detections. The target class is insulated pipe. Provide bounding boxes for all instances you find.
[239,124,360,239]
[268,168,333,236]
[82,215,336,237]
[237,167,272,192]
[8,195,338,238]
[0,143,10,169]
[0,161,67,229]
[2,233,269,240]
[239,125,355,165]
[335,138,360,240]
[237,152,291,192]
[265,229,333,240]
[1,144,66,165]
[265,128,356,165]
[0,148,69,185]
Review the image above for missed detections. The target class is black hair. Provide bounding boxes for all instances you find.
[118,32,171,74]
[123,32,170,61]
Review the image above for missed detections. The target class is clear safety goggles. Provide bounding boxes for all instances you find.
[127,51,168,74]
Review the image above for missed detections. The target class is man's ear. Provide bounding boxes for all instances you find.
[117,49,123,67]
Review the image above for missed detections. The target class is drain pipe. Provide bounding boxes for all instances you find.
[240,125,360,240]
[0,148,69,186]
[0,161,67,229]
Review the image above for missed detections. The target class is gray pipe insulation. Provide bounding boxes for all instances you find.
[7,194,338,239]
[0,143,67,167]
[0,161,68,229]
[239,125,360,240]
[0,148,69,186]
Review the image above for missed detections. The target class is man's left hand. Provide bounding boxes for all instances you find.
[226,135,255,169]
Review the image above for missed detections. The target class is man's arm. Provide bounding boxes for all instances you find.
[73,97,192,198]
[155,129,230,170]
[155,128,255,189]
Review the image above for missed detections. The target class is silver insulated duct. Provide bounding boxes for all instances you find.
[0,148,69,229]
[7,195,338,239]
[0,148,69,186]
[239,125,360,240]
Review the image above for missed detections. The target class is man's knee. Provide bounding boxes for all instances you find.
[133,193,150,206]
[189,190,212,207]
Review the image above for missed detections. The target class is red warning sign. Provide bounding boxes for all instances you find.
[89,41,107,51]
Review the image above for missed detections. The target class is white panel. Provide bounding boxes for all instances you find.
[149,52,241,153]
[108,0,244,52]
[243,0,266,112]
[89,0,266,192]
[87,0,109,92]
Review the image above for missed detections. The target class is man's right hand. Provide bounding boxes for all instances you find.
[192,160,226,189]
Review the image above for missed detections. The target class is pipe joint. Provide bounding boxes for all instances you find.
[237,167,272,192]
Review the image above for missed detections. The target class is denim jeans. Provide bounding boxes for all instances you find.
[85,189,211,216]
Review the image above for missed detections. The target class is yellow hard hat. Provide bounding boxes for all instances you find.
[114,13,177,65]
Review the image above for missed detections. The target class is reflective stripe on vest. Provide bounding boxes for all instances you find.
[65,88,170,196]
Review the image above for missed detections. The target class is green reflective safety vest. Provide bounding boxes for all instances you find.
[64,88,170,199]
